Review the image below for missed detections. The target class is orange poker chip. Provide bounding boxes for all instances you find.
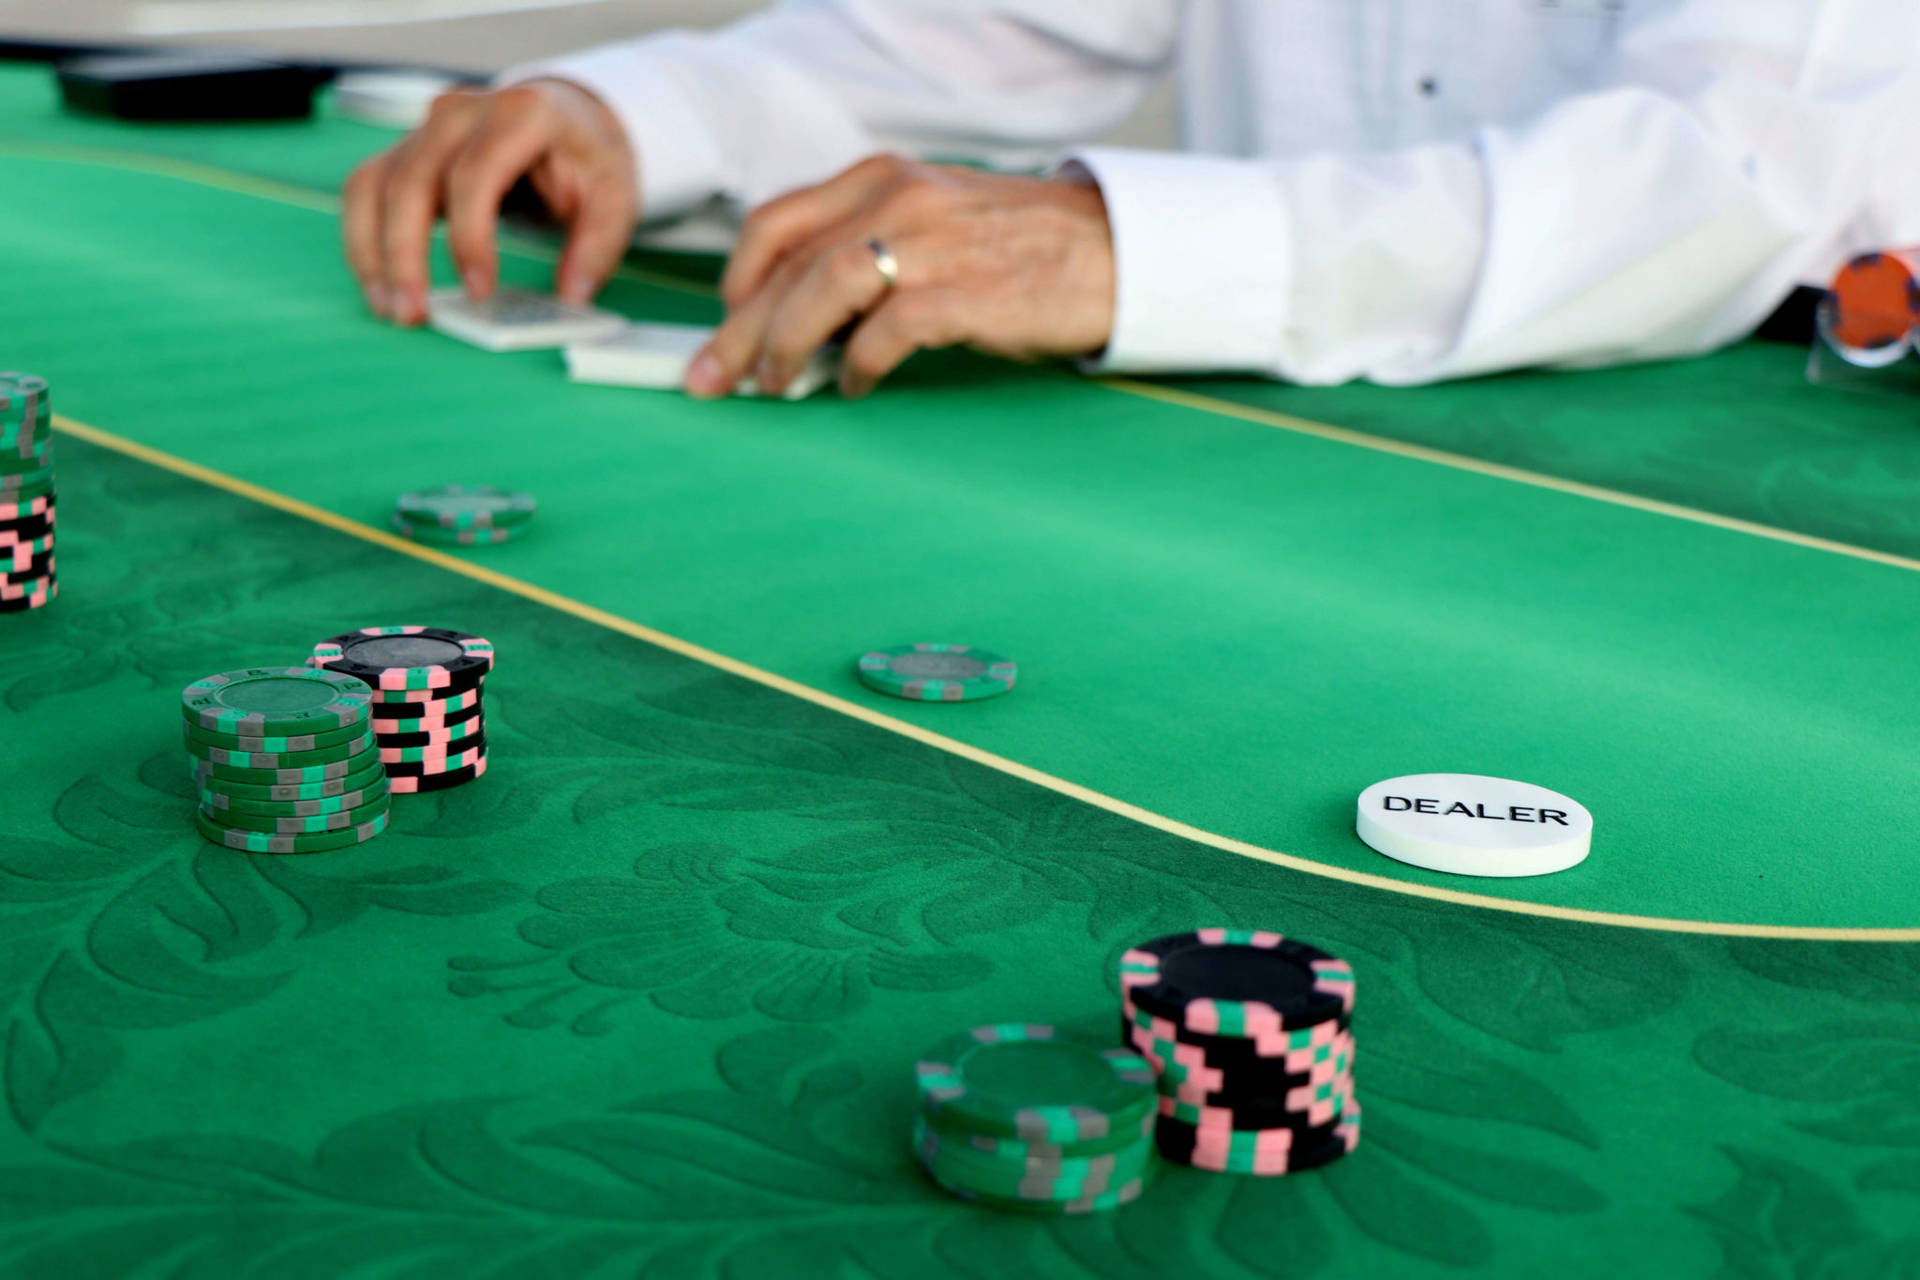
[1825,249,1920,355]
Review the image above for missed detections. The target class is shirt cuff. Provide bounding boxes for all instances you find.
[499,38,729,223]
[1061,147,1293,375]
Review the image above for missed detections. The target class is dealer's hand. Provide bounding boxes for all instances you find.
[342,79,639,326]
[689,155,1115,399]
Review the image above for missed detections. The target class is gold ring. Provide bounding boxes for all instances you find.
[865,237,899,290]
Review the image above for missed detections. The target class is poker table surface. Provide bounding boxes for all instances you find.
[3,60,1918,1279]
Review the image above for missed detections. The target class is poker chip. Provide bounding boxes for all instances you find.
[182,666,392,852]
[309,625,494,793]
[385,753,488,793]
[181,715,372,755]
[1820,249,1920,368]
[198,791,391,834]
[367,687,483,721]
[912,1024,1158,1214]
[194,759,388,803]
[181,666,374,735]
[194,806,390,854]
[0,580,56,613]
[1117,929,1361,1178]
[183,730,377,771]
[375,714,484,749]
[309,626,493,690]
[368,666,487,703]
[1354,773,1593,877]
[856,643,1017,703]
[913,1116,1153,1200]
[1119,929,1354,1036]
[390,514,527,546]
[200,781,389,817]
[380,735,486,771]
[1153,1098,1362,1176]
[394,484,536,530]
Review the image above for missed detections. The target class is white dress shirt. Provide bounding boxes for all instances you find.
[506,1,1920,385]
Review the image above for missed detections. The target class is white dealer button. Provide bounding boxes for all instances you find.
[1356,773,1592,878]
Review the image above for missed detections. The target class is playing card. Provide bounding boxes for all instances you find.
[564,322,839,399]
[426,287,627,352]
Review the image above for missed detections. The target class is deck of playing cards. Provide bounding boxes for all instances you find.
[565,323,839,399]
[426,288,627,352]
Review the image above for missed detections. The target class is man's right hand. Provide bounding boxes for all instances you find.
[341,79,640,326]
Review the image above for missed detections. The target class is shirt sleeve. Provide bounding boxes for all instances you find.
[500,0,1179,222]
[1072,3,1920,385]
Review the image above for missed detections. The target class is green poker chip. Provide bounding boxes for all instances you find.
[856,643,1017,703]
[182,730,375,771]
[911,1115,1154,1201]
[198,791,390,835]
[394,484,536,530]
[180,666,374,736]
[199,780,390,817]
[915,1024,1156,1143]
[389,514,528,546]
[181,715,371,755]
[194,806,389,854]
[194,758,388,802]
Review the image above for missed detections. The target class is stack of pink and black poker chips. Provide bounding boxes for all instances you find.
[1119,929,1359,1176]
[307,625,493,792]
[1,373,55,614]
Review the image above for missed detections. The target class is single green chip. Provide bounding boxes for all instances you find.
[389,513,528,547]
[194,806,389,854]
[181,715,371,755]
[394,484,536,530]
[0,467,55,495]
[912,1115,1154,1200]
[915,1024,1156,1143]
[198,791,390,834]
[182,729,374,771]
[919,1158,1154,1215]
[856,644,1017,703]
[200,779,389,817]
[181,666,374,735]
[921,1103,1154,1161]
[197,758,388,801]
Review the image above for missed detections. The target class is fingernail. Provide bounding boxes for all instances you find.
[755,356,780,391]
[463,267,488,299]
[685,351,727,398]
[558,270,592,305]
[363,281,390,317]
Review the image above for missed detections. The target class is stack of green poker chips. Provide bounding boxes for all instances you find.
[912,1024,1159,1213]
[180,667,392,853]
[0,372,56,614]
[390,484,536,547]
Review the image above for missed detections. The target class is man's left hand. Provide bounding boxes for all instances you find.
[687,155,1115,399]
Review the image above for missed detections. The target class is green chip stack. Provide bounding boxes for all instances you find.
[0,372,56,614]
[390,484,536,547]
[181,666,392,853]
[913,1023,1158,1214]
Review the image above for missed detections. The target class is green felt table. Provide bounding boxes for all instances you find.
[0,60,1917,1278]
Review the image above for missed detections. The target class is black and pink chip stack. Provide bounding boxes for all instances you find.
[1119,928,1360,1176]
[308,625,494,792]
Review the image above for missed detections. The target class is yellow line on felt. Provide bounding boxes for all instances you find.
[50,411,1920,942]
[1106,379,1920,574]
